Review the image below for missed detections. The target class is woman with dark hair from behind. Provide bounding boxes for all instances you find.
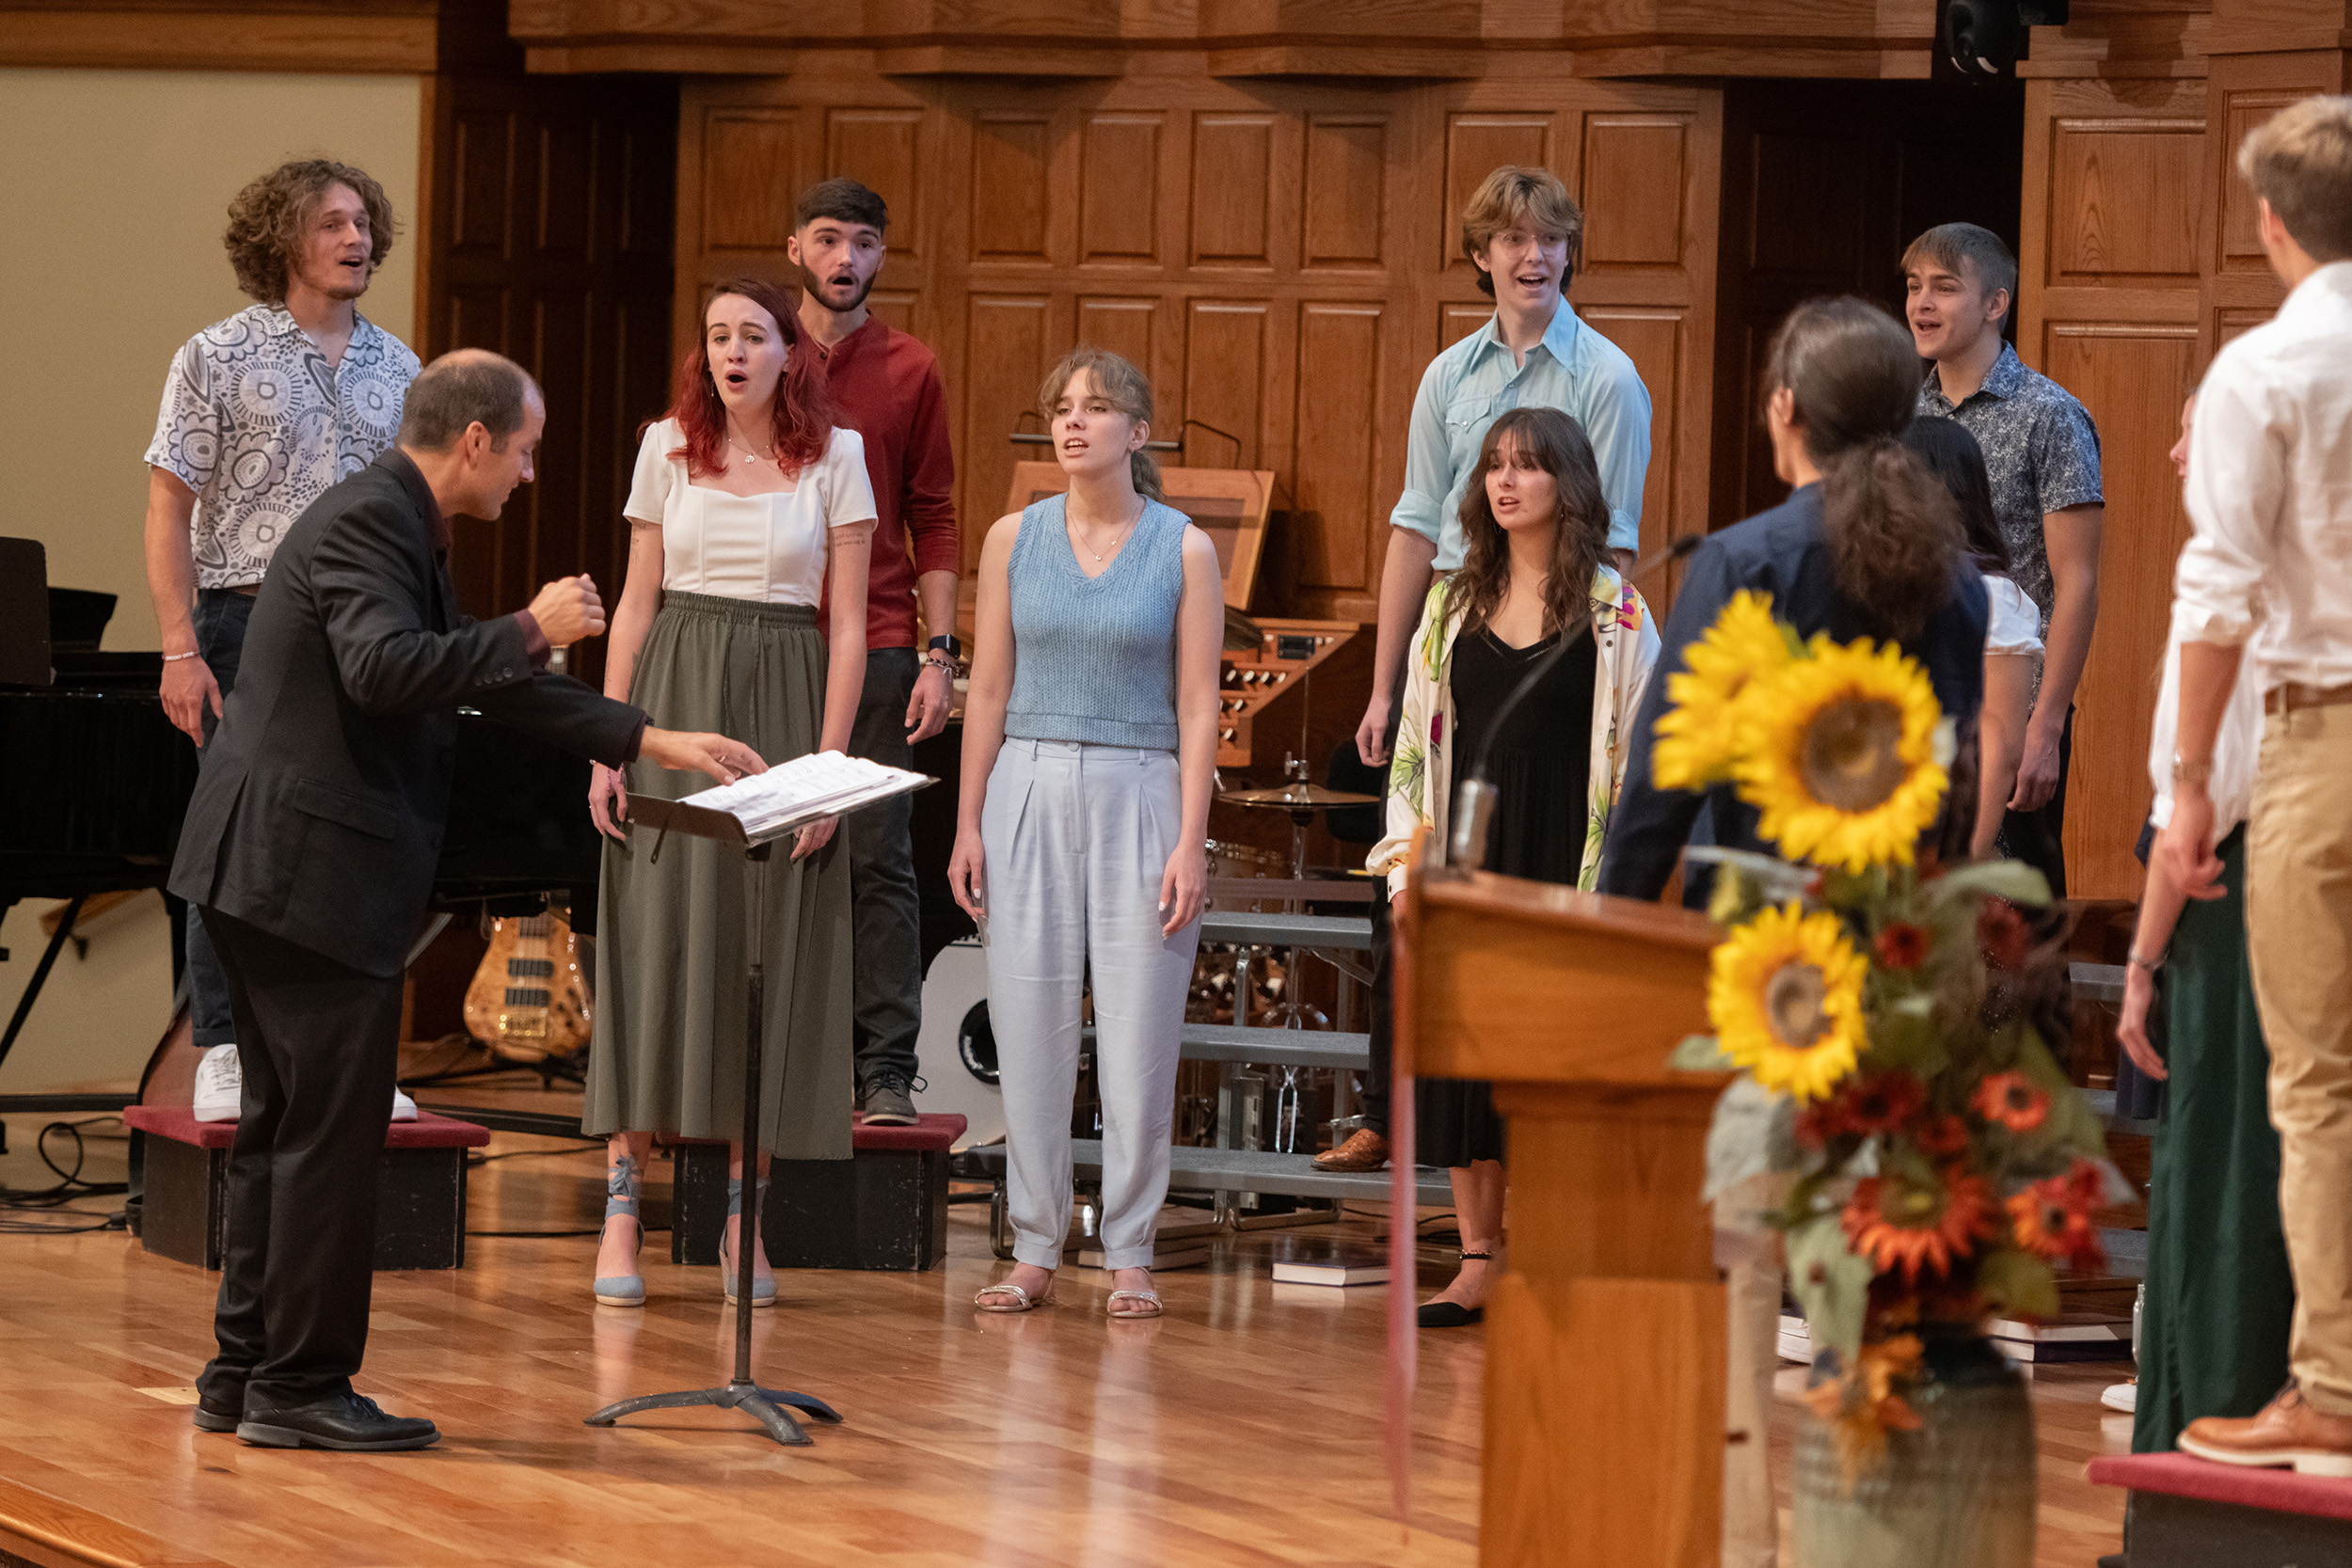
[1903,417,2043,859]
[1600,296,1989,900]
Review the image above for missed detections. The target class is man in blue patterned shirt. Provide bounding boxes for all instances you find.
[142,158,421,1122]
[1906,222,2104,895]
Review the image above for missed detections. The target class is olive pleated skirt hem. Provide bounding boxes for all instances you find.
[583,592,852,1160]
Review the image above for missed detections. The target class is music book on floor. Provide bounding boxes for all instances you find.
[1265,1235,1389,1287]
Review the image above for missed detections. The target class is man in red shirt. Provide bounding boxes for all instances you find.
[788,178,960,1125]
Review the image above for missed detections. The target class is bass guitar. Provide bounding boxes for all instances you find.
[462,906,592,1064]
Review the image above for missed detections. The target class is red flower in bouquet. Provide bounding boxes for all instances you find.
[1914,1114,1972,1157]
[1874,921,1931,972]
[1973,1070,2049,1132]
[1795,1072,1926,1148]
[2009,1161,2107,1272]
[1841,1166,2001,1285]
[1978,897,2032,972]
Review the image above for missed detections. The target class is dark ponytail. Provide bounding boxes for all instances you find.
[1763,297,1965,644]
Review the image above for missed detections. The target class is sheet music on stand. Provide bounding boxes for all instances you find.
[643,751,930,847]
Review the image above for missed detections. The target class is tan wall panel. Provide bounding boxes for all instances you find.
[1183,299,1270,466]
[2047,118,2204,282]
[1075,294,1160,370]
[2042,321,2200,903]
[1302,115,1388,270]
[1080,112,1163,263]
[963,293,1055,550]
[1581,306,1684,563]
[972,114,1054,261]
[1291,302,1386,590]
[702,110,800,252]
[1581,114,1687,271]
[1190,111,1276,267]
[1442,112,1556,275]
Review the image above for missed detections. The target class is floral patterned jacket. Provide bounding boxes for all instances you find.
[1367,567,1661,892]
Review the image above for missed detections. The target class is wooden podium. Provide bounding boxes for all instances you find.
[1396,865,1728,1568]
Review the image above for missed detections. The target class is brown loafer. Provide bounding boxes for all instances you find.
[1313,1128,1391,1172]
[2179,1383,2352,1476]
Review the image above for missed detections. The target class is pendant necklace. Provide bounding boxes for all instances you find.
[1073,500,1142,566]
[725,432,771,467]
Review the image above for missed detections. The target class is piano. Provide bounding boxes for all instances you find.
[0,544,607,1114]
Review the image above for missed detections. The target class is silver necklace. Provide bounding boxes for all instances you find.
[725,431,771,467]
[1071,501,1143,565]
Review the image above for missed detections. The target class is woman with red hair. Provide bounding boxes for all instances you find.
[582,277,877,1309]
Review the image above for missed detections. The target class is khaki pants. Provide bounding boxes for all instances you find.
[2244,701,2352,1417]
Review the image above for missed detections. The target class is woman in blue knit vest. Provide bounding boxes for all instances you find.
[949,347,1224,1320]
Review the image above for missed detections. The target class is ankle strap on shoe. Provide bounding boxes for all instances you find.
[1459,1250,1494,1261]
[605,1154,641,1219]
[725,1172,771,1218]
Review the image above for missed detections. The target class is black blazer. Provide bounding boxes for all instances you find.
[169,451,644,977]
[1599,482,1990,903]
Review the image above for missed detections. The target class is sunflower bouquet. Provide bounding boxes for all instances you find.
[1661,591,2117,1481]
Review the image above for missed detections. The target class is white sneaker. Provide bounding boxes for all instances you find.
[191,1044,243,1122]
[2102,1380,2137,1414]
[391,1087,419,1122]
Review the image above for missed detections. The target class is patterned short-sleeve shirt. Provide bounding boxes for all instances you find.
[1916,342,2103,627]
[145,304,421,588]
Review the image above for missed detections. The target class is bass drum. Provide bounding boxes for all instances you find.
[913,939,1004,1149]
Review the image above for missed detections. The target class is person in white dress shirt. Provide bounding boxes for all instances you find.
[2155,94,2352,1473]
[580,277,877,1311]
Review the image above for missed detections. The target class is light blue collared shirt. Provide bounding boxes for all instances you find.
[1390,301,1651,568]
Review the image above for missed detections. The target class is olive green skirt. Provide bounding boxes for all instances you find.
[584,592,851,1159]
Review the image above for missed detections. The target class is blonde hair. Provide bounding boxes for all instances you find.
[1038,346,1165,502]
[2238,95,2352,262]
[1459,166,1582,298]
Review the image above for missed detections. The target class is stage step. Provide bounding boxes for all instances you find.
[1084,1021,1371,1070]
[964,1138,1448,1207]
[2089,1452,2352,1567]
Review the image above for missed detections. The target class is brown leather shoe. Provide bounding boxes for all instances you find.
[2179,1383,2352,1476]
[1313,1128,1391,1171]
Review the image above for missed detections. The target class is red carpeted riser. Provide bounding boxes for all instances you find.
[2089,1451,2352,1521]
[124,1104,492,1151]
[665,1111,967,1154]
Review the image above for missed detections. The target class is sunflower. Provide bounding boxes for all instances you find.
[1652,590,1790,789]
[2009,1162,2107,1271]
[1841,1166,2001,1284]
[1973,1070,2049,1132]
[1708,902,1869,1102]
[1733,634,1947,872]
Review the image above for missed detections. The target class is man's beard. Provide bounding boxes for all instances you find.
[807,268,876,316]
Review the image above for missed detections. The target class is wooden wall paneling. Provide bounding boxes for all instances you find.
[701,110,802,253]
[1300,115,1389,272]
[2198,49,2351,360]
[962,293,1056,546]
[1290,302,1387,594]
[1189,111,1279,268]
[1439,111,1558,277]
[2042,322,2201,900]
[1581,308,1686,563]
[1579,114,1690,277]
[825,106,927,261]
[1074,296,1161,372]
[971,113,1056,262]
[2018,73,2207,902]
[1181,299,1272,469]
[1079,112,1166,264]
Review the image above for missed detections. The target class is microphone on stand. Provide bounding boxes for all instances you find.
[1446,534,1705,872]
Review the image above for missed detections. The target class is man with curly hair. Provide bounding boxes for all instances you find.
[142,158,421,1127]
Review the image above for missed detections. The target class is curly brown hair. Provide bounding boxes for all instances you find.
[1444,407,1611,638]
[222,159,397,305]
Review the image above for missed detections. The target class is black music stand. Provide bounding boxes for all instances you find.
[583,784,914,1447]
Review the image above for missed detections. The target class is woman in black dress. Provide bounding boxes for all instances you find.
[1364,407,1661,1324]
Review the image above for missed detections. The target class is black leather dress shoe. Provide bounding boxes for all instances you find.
[193,1392,243,1433]
[236,1392,438,1451]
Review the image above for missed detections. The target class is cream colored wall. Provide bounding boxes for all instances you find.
[0,70,421,1095]
[0,69,422,652]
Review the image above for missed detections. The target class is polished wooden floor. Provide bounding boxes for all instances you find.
[0,1120,2126,1567]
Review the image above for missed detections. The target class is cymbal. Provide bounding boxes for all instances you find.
[1216,782,1381,809]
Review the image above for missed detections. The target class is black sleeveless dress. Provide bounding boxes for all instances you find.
[1415,623,1597,1168]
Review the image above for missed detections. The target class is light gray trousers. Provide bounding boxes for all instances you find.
[981,737,1200,1270]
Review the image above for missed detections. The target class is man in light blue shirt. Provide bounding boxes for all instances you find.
[1354,165,1652,765]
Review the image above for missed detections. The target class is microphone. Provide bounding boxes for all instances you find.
[1447,533,1704,872]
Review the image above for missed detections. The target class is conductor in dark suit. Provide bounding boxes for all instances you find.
[168,350,765,1451]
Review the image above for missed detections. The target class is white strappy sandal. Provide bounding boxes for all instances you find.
[974,1279,1056,1313]
[1105,1290,1163,1320]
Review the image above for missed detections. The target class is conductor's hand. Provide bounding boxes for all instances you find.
[639,727,767,787]
[527,574,607,646]
[161,655,223,746]
[588,761,628,842]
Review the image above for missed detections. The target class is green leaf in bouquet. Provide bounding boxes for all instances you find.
[1704,1077,1804,1201]
[1671,1034,1734,1071]
[2011,1026,2109,1161]
[1927,860,2054,910]
[1864,993,1947,1078]
[1787,1212,1874,1366]
[1975,1247,2061,1321]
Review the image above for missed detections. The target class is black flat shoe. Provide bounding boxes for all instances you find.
[237,1392,438,1451]
[1418,1300,1485,1328]
[193,1393,243,1433]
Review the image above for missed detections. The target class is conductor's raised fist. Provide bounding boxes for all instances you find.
[527,574,607,645]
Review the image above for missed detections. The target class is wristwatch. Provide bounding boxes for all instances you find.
[928,634,961,659]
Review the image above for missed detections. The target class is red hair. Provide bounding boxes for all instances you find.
[659,276,834,480]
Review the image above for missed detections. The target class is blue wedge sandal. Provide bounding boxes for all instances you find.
[593,1154,645,1307]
